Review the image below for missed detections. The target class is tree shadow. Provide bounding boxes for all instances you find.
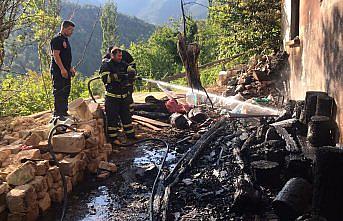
[322,4,343,144]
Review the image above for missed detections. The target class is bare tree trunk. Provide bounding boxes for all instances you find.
[0,14,7,69]
[0,35,5,69]
[177,33,202,90]
[0,0,25,69]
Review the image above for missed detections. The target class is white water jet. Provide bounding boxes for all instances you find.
[142,78,281,116]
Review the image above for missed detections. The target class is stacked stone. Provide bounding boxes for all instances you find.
[0,102,115,220]
[34,161,51,213]
[0,182,9,220]
[5,161,39,221]
[77,106,113,175]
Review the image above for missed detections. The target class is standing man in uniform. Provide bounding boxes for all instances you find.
[103,46,136,113]
[99,47,138,145]
[50,20,76,119]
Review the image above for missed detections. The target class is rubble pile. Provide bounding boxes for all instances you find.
[130,94,210,131]
[0,101,115,220]
[219,52,288,102]
[153,90,340,220]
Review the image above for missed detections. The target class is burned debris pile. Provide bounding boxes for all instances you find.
[0,49,340,221]
[148,89,340,220]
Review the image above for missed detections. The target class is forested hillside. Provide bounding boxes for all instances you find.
[0,0,281,116]
[74,0,209,24]
[4,2,155,75]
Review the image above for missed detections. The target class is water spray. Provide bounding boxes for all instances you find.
[142,78,281,116]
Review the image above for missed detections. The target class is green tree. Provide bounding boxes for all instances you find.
[0,71,90,116]
[100,0,119,54]
[210,0,281,58]
[13,0,62,109]
[0,0,26,69]
[129,23,183,84]
[19,0,61,71]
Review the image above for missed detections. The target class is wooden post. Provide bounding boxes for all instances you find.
[315,95,334,119]
[170,113,189,129]
[307,116,335,147]
[272,178,312,220]
[177,33,202,90]
[300,91,327,125]
[313,146,343,220]
[251,160,280,188]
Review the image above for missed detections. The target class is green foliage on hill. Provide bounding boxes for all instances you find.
[129,23,183,81]
[0,0,282,116]
[4,2,155,76]
[210,0,282,58]
[100,0,119,53]
[0,72,90,116]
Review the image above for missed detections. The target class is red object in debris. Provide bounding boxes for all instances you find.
[19,144,33,150]
[165,98,192,114]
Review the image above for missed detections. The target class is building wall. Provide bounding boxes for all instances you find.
[282,0,343,143]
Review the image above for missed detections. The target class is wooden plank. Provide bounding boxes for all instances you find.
[133,120,162,131]
[132,115,171,127]
[154,119,227,220]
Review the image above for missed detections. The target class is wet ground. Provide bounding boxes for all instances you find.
[39,142,177,221]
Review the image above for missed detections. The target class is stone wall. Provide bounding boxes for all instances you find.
[0,104,115,220]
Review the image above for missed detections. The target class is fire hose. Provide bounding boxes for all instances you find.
[87,76,101,103]
[47,124,77,221]
[112,139,170,221]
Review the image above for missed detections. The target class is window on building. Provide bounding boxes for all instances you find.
[290,0,300,39]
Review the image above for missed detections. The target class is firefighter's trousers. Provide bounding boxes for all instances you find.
[105,95,135,141]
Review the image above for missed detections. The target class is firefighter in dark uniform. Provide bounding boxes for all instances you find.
[103,46,136,114]
[50,20,76,118]
[99,48,137,144]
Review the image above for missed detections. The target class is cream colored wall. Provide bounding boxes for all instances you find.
[282,0,343,143]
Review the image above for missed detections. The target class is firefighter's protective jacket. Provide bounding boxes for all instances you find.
[99,59,136,98]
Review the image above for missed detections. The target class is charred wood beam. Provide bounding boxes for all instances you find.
[133,111,170,121]
[307,116,335,147]
[312,146,343,220]
[272,177,312,221]
[165,118,226,185]
[153,119,227,220]
[232,139,263,214]
[273,125,300,153]
[232,174,262,214]
[300,91,327,125]
[251,160,280,188]
[170,113,189,129]
[131,103,168,113]
[315,95,334,119]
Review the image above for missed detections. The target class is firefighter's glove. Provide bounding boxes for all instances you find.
[127,66,137,81]
[127,66,136,74]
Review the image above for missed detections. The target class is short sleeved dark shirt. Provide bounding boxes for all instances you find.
[50,33,72,72]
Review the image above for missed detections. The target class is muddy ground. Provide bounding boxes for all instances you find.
[34,115,282,221]
[32,123,181,221]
